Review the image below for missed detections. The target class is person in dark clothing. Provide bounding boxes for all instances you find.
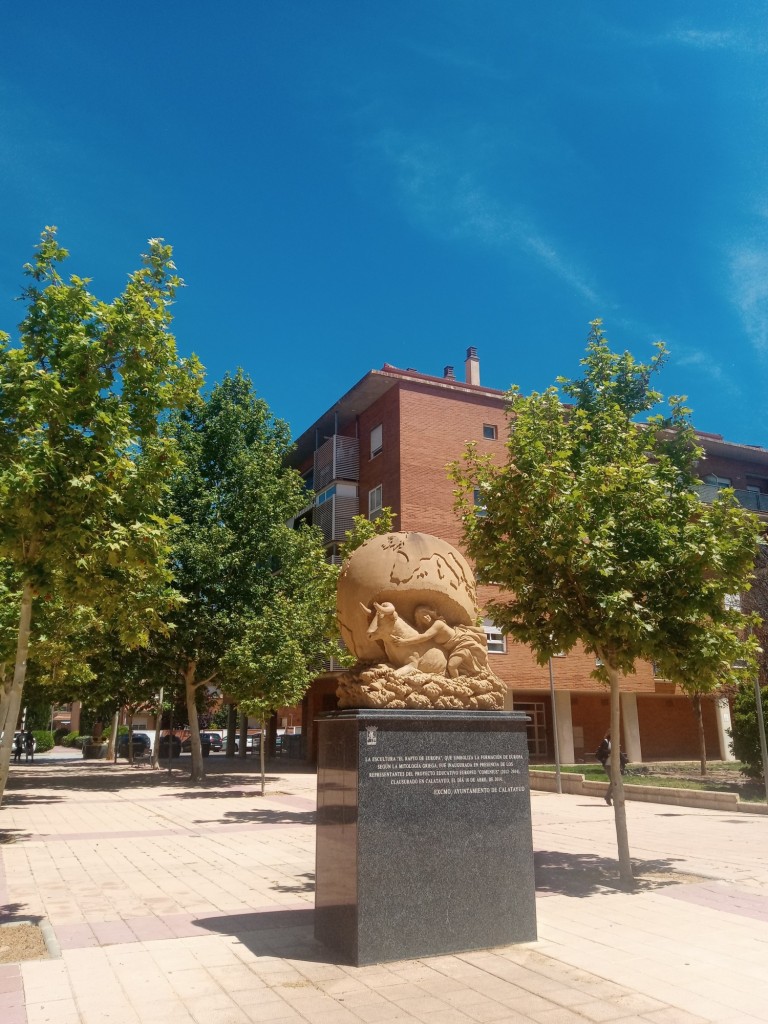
[596,732,613,804]
[13,732,23,763]
[596,731,628,805]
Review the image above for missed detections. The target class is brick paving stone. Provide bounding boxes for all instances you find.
[4,758,768,1023]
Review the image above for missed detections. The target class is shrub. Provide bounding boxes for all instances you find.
[53,727,70,745]
[60,731,79,747]
[32,731,55,753]
[730,682,768,780]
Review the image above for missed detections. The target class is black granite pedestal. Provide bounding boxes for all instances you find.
[315,710,537,965]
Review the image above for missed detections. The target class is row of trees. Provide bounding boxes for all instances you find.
[2,233,764,885]
[0,229,349,801]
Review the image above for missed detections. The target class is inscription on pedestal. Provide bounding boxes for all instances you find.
[364,750,526,795]
[315,710,538,965]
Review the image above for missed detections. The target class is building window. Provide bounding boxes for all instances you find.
[473,488,487,517]
[652,661,667,679]
[483,618,506,654]
[316,485,336,506]
[483,423,498,440]
[514,701,547,757]
[370,424,383,458]
[703,474,732,489]
[368,484,383,519]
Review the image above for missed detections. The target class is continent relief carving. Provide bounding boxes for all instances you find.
[336,532,506,710]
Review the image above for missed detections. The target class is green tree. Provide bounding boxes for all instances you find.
[163,371,340,785]
[0,229,202,803]
[732,543,768,781]
[451,321,760,886]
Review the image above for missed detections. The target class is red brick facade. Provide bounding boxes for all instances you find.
[294,357,768,766]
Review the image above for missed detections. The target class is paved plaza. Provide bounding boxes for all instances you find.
[1,753,767,1024]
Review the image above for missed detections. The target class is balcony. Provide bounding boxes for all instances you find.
[695,483,768,514]
[314,434,359,491]
[313,491,360,545]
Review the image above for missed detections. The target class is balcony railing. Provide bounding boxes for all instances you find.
[694,483,768,513]
[313,493,360,545]
[314,434,359,491]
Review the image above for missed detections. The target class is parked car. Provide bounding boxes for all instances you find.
[201,731,222,751]
[181,733,212,755]
[157,733,182,757]
[234,733,261,753]
[117,732,151,758]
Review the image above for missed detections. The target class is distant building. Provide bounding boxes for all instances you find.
[290,349,768,765]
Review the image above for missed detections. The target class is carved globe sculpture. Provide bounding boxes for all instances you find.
[336,531,506,710]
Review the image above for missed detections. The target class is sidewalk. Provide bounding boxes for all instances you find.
[1,755,767,1024]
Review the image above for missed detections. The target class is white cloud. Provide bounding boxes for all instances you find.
[674,347,741,397]
[666,28,741,50]
[376,132,602,307]
[730,244,768,356]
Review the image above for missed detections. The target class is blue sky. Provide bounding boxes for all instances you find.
[2,2,767,445]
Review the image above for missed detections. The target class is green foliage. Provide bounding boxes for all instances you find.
[60,731,79,747]
[0,228,202,621]
[338,509,396,564]
[730,682,768,780]
[0,229,203,799]
[451,321,760,687]
[163,371,341,737]
[31,730,54,753]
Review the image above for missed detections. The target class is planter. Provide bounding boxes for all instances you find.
[82,743,108,760]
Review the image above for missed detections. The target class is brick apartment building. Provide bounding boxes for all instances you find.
[290,348,768,765]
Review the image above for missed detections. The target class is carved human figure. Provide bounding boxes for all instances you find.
[391,605,490,678]
[362,601,447,676]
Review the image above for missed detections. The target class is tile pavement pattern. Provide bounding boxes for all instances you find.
[1,756,767,1023]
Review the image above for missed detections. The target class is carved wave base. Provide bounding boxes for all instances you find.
[336,663,506,711]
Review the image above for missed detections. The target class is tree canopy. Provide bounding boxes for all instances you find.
[0,229,202,803]
[451,321,760,884]
[162,371,340,784]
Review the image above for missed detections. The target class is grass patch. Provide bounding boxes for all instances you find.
[532,762,766,803]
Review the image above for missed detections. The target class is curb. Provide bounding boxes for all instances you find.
[0,918,62,961]
[529,769,768,813]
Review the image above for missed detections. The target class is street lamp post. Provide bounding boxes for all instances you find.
[754,677,768,806]
[548,657,562,795]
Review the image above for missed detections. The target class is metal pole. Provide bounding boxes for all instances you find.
[754,678,768,806]
[548,658,562,795]
[168,706,174,775]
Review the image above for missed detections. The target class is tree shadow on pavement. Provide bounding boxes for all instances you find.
[193,808,315,826]
[271,872,315,895]
[0,902,38,924]
[1,793,64,806]
[534,849,703,896]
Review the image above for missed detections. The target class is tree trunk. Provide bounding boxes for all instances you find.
[692,693,707,776]
[151,689,163,769]
[225,703,237,758]
[238,713,247,760]
[106,710,119,761]
[0,665,12,740]
[184,662,205,785]
[259,716,266,797]
[602,655,634,888]
[0,581,35,809]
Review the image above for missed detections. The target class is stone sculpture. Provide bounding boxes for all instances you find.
[336,531,506,710]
